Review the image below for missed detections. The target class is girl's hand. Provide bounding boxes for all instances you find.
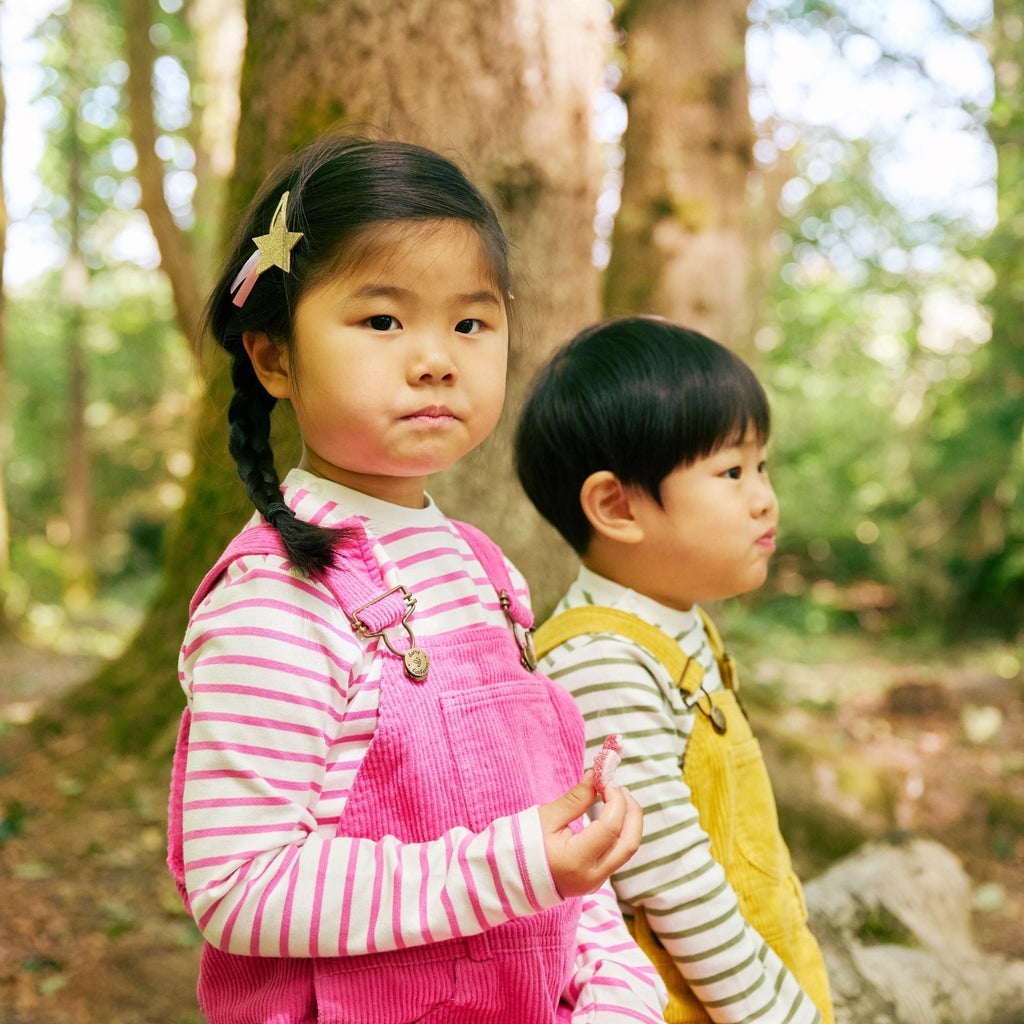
[537,773,642,898]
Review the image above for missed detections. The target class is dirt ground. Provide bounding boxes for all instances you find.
[0,635,1021,1024]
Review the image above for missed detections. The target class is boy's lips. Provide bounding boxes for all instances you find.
[756,527,777,551]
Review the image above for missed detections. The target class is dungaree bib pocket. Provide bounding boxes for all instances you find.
[441,678,581,831]
[689,692,802,949]
[728,731,787,879]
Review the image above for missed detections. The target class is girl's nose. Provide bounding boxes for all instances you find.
[410,332,457,384]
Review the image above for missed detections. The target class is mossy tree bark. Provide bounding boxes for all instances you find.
[73,0,608,752]
[604,0,755,353]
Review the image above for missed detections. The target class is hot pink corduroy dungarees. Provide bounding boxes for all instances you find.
[169,518,586,1023]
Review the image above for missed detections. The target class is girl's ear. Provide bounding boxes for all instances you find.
[579,471,645,544]
[243,331,291,399]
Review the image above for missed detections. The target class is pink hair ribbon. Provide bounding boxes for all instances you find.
[230,191,303,308]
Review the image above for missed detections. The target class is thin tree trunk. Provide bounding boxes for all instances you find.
[121,0,206,342]
[604,0,755,352]
[62,6,93,604]
[187,0,246,280]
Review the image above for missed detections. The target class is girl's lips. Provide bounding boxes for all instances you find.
[757,528,777,551]
[402,405,456,421]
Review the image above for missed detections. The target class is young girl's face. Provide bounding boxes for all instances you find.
[629,428,778,610]
[253,219,509,507]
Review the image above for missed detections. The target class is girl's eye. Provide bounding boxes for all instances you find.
[454,318,483,335]
[367,315,400,332]
[758,460,769,474]
[723,466,742,480]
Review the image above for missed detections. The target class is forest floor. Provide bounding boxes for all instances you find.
[0,632,1021,1024]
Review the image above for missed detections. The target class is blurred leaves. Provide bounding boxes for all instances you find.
[746,0,1023,640]
[2,1,195,637]
[5,267,190,615]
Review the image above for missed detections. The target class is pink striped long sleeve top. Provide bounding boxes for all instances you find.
[176,469,666,1021]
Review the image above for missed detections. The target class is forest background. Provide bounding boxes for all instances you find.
[0,0,1021,1021]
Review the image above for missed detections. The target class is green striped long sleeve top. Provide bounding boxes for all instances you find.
[538,566,823,1024]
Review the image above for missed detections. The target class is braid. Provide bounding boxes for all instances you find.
[227,354,278,509]
[227,352,343,579]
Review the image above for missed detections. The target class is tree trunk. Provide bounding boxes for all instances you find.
[187,0,246,279]
[62,6,94,607]
[75,0,607,752]
[61,0,243,744]
[121,0,206,342]
[604,0,755,352]
[233,0,608,611]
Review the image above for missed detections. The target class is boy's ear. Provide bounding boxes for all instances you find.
[243,331,291,399]
[579,471,645,545]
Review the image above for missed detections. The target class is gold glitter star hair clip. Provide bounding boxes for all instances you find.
[230,191,304,307]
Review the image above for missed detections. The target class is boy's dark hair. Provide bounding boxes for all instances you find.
[203,131,511,578]
[514,316,771,555]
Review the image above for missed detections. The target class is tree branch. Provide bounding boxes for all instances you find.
[121,0,204,343]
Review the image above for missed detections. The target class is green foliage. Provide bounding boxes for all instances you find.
[924,0,1024,634]
[0,0,201,642]
[34,0,198,244]
[747,0,1022,640]
[5,267,191,613]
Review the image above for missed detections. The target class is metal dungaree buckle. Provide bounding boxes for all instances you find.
[350,585,430,682]
[499,589,537,672]
[679,660,728,735]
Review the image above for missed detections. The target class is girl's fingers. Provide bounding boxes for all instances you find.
[606,783,643,852]
[579,784,641,872]
[540,780,643,897]
[537,774,598,834]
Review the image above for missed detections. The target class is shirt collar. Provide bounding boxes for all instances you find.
[282,468,445,532]
[573,564,700,637]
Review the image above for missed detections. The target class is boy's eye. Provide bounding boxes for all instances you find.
[454,318,483,335]
[723,466,742,480]
[367,314,401,331]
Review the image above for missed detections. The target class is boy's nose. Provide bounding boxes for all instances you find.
[753,478,777,516]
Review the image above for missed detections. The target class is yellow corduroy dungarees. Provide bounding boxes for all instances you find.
[534,607,833,1024]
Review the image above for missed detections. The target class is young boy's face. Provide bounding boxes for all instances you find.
[627,427,778,611]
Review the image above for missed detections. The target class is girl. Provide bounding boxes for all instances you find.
[167,134,667,1024]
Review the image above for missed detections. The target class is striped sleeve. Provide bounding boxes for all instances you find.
[563,883,668,1022]
[542,633,821,1024]
[179,556,561,957]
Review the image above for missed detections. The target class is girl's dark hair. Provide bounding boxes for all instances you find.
[514,316,771,555]
[204,132,511,578]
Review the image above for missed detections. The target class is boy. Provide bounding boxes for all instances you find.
[515,316,833,1024]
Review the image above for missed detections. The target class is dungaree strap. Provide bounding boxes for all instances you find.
[533,606,705,693]
[449,519,538,670]
[447,520,534,626]
[534,605,738,693]
[189,520,399,629]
